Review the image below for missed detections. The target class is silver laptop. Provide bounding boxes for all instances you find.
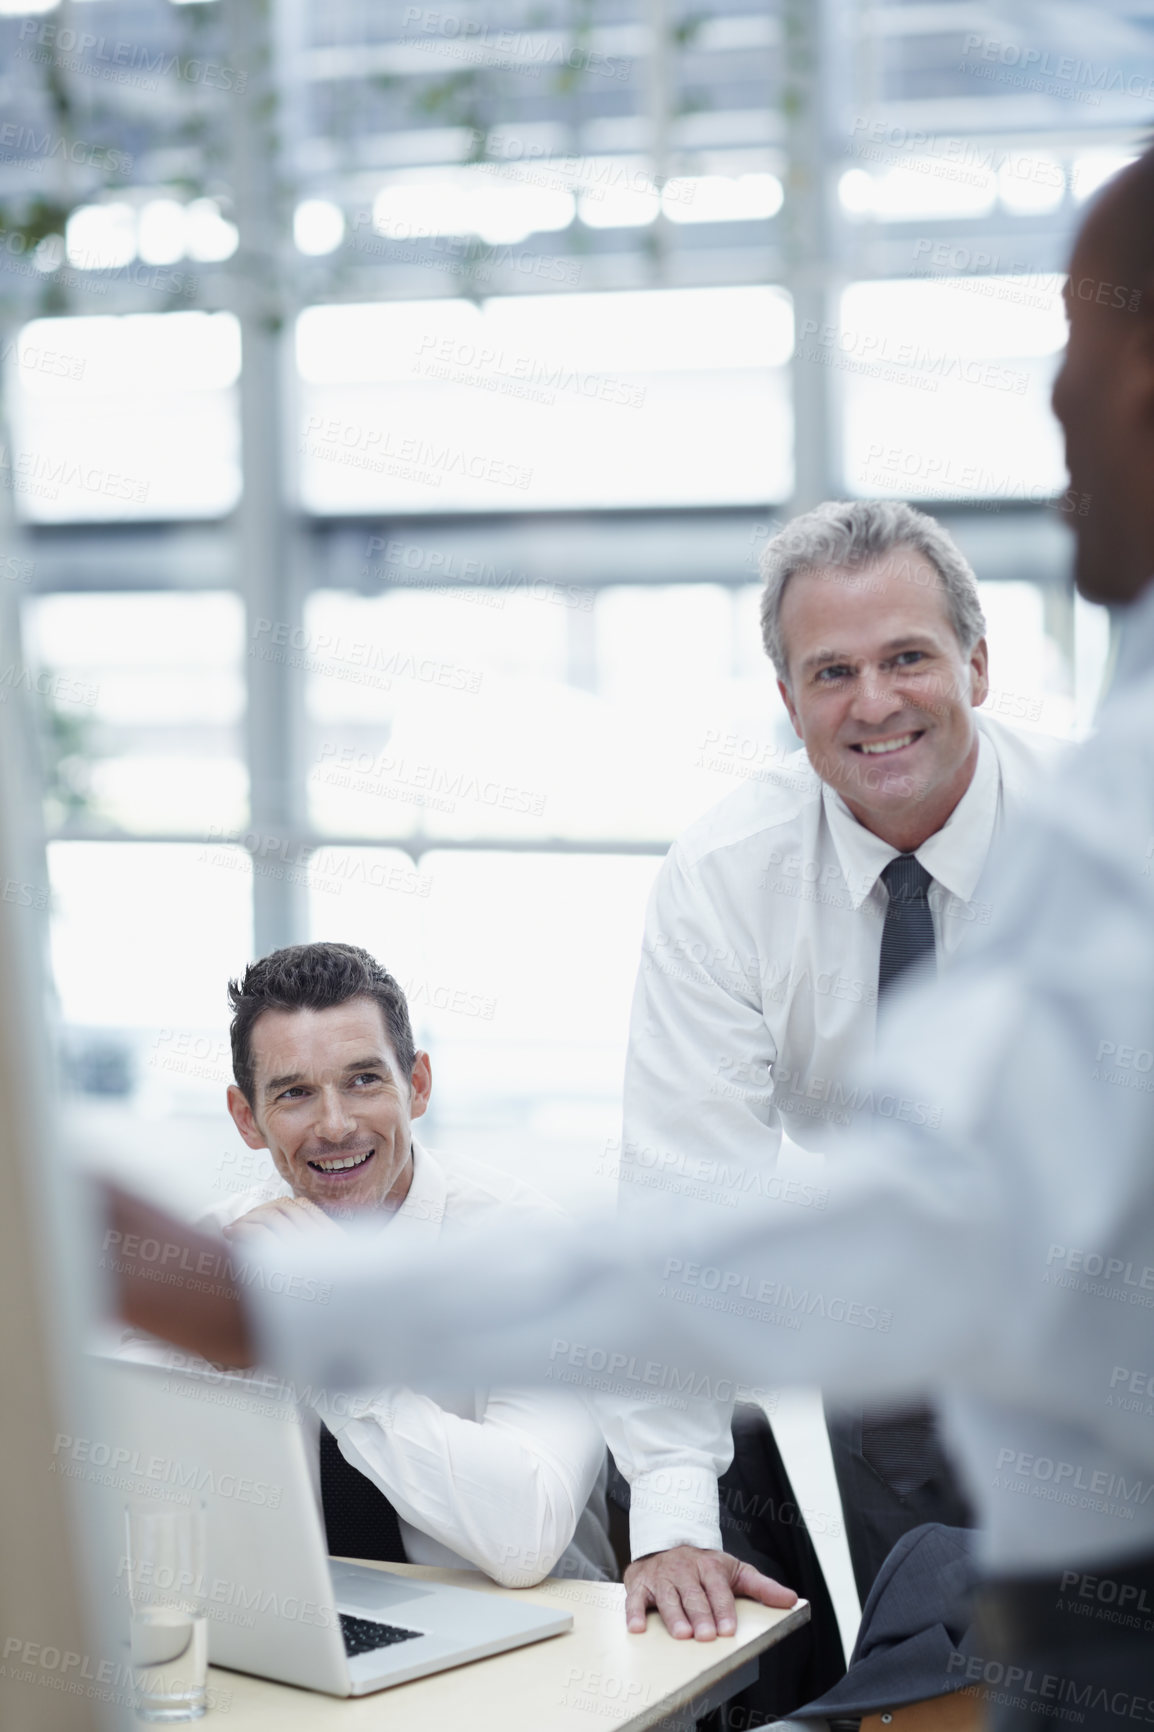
[94,1356,572,1696]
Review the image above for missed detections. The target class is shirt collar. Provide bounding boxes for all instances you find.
[1109,580,1154,693]
[380,1137,447,1242]
[822,723,1001,910]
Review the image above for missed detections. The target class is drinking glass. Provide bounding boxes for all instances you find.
[123,1501,208,1721]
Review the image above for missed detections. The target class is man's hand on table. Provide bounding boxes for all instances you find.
[624,1545,797,1641]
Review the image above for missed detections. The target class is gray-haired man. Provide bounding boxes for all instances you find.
[606,500,1061,1653]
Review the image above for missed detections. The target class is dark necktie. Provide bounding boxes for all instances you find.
[862,852,938,1499]
[319,1422,407,1563]
[878,853,936,998]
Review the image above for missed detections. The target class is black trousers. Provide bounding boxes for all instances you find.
[826,1401,974,1603]
[975,1550,1154,1731]
[701,1408,846,1728]
[611,1405,846,1729]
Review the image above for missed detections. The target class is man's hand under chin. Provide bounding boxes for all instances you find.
[623,1545,797,1641]
[223,1195,345,1248]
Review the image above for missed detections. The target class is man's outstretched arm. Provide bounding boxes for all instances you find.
[101,1181,256,1368]
[100,1182,797,1634]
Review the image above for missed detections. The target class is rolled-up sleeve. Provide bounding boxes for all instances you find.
[323,1384,607,1587]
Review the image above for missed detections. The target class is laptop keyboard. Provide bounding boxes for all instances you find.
[339,1613,423,1657]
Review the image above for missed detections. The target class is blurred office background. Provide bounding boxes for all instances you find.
[0,0,1140,1226]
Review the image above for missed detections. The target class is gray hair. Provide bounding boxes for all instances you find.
[759,499,987,682]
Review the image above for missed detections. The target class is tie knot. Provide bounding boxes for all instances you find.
[881,854,932,903]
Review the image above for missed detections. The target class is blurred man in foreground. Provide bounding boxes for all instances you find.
[107,153,1154,1724]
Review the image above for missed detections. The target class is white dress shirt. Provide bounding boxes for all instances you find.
[236,628,1154,1578]
[604,712,1062,1558]
[146,1141,615,1588]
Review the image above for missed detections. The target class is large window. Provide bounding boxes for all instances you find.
[5,0,1129,1235]
[31,565,1104,1219]
[6,315,242,523]
[840,278,1068,503]
[24,591,247,834]
[304,581,788,846]
[297,289,794,513]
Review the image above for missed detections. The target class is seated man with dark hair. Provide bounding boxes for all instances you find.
[151,940,615,1587]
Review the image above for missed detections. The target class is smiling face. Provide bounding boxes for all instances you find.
[226,997,431,1219]
[777,549,989,852]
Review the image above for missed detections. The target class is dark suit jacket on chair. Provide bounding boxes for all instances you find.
[793,1523,977,1718]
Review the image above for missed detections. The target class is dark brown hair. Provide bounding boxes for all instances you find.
[228,943,416,1106]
